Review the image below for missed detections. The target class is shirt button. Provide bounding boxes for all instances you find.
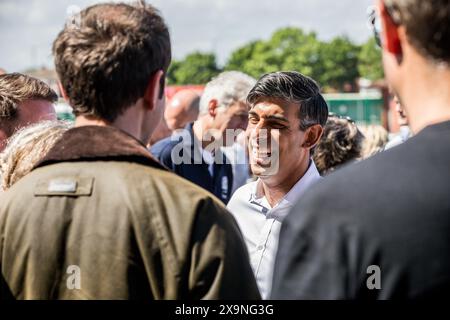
[257,245,264,251]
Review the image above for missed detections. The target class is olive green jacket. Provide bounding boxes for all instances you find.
[0,126,260,300]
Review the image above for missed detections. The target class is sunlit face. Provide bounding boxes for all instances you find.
[246,99,310,181]
[17,99,56,127]
[164,91,198,130]
[213,100,249,147]
[2,99,56,151]
[164,97,183,130]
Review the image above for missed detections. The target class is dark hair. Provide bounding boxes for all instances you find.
[247,71,328,130]
[53,1,171,122]
[313,115,364,175]
[0,72,57,124]
[385,0,450,62]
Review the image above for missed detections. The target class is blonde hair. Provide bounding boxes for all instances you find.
[0,120,71,190]
[359,124,389,159]
[0,73,57,121]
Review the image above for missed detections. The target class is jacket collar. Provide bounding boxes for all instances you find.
[34,125,165,170]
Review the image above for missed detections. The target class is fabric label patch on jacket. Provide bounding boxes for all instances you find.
[34,177,94,197]
[49,180,77,193]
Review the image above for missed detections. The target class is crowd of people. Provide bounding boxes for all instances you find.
[0,0,449,300]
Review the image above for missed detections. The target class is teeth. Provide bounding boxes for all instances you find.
[250,137,273,163]
[252,149,271,157]
[252,148,272,167]
[250,139,270,149]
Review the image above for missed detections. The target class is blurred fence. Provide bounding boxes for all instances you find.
[323,92,384,125]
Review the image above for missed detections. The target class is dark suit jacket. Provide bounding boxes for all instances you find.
[151,123,233,204]
[272,121,450,299]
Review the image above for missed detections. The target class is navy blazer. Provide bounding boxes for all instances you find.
[150,123,233,204]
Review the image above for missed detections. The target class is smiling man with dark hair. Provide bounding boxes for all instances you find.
[227,71,328,298]
[272,0,450,300]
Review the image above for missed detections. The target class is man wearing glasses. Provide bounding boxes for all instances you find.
[272,0,450,299]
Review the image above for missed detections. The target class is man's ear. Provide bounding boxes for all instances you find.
[379,1,402,56]
[58,81,69,103]
[143,70,164,111]
[208,99,218,118]
[301,125,323,149]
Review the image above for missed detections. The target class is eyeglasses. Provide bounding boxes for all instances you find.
[367,5,382,47]
[328,112,355,124]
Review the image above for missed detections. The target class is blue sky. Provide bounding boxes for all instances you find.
[0,0,374,72]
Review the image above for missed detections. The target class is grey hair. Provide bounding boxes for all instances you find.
[0,120,71,190]
[199,71,256,115]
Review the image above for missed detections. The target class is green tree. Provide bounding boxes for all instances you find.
[167,52,221,85]
[224,27,363,90]
[170,27,382,89]
[270,28,323,79]
[225,40,280,78]
[225,40,259,72]
[358,38,384,81]
[224,27,322,80]
[318,36,361,91]
[167,60,181,84]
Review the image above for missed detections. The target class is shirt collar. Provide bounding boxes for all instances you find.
[283,160,321,204]
[249,160,321,214]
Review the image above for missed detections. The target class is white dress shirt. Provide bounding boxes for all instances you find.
[200,146,215,176]
[227,161,321,298]
[221,143,250,194]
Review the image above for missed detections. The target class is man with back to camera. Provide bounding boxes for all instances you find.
[0,73,57,152]
[151,71,256,204]
[272,0,450,299]
[0,1,260,300]
[227,71,328,298]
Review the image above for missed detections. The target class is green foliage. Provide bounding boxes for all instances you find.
[358,38,384,81]
[224,27,366,90]
[167,52,221,85]
[224,40,275,78]
[224,28,323,80]
[168,28,385,89]
[317,36,361,90]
